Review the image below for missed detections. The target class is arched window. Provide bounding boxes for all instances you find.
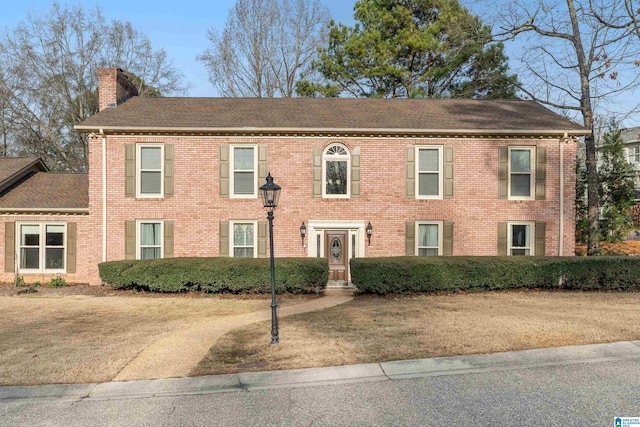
[323,143,350,197]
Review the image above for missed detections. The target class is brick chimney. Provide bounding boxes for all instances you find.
[97,68,139,112]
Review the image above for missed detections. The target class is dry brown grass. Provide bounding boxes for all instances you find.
[192,290,640,376]
[0,291,313,386]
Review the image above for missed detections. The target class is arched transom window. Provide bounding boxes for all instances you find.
[323,143,350,197]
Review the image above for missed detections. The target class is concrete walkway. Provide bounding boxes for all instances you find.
[113,294,354,381]
[3,341,640,402]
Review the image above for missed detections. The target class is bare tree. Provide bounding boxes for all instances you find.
[0,2,186,171]
[491,0,640,254]
[198,0,331,97]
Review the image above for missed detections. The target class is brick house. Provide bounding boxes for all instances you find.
[0,68,589,285]
[0,158,89,283]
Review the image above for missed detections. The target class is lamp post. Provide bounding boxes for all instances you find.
[259,172,281,344]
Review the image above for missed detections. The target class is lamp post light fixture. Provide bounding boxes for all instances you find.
[300,222,307,247]
[366,222,373,246]
[259,172,281,344]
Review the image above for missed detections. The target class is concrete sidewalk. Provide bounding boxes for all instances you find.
[3,340,640,403]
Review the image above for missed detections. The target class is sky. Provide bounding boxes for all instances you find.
[0,0,356,97]
[1,1,638,126]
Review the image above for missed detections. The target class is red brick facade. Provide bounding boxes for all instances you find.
[77,133,575,284]
[0,69,582,285]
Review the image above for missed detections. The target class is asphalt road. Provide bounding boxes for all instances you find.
[2,356,639,426]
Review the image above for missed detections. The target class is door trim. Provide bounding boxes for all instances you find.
[306,220,366,282]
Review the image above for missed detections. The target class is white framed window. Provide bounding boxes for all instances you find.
[416,146,443,199]
[137,220,163,260]
[415,221,443,256]
[508,222,534,256]
[136,144,164,197]
[628,146,640,164]
[323,143,350,198]
[17,222,66,273]
[230,220,257,258]
[508,147,534,200]
[230,145,257,198]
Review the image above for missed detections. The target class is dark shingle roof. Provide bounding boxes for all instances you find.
[0,172,88,210]
[76,98,588,135]
[0,157,47,188]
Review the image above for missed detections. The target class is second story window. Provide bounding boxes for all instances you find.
[231,145,257,197]
[628,146,640,164]
[416,146,443,199]
[509,147,534,200]
[323,143,350,198]
[137,144,164,197]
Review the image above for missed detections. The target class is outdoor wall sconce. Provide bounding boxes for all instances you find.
[300,222,307,247]
[366,222,373,246]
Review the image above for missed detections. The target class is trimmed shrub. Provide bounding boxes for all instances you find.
[99,257,328,294]
[46,277,67,288]
[351,256,640,294]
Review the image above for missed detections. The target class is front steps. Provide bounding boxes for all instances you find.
[324,280,356,296]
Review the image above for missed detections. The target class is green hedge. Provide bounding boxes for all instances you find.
[351,256,640,294]
[99,257,328,294]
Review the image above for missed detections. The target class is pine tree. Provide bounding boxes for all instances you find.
[296,0,518,98]
[598,121,636,242]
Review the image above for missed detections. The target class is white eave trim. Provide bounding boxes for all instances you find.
[0,208,89,214]
[74,125,591,137]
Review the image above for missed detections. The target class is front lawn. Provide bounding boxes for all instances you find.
[192,290,640,376]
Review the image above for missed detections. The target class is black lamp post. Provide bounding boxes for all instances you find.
[259,172,281,344]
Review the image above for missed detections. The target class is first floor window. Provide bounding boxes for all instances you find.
[232,222,256,257]
[509,222,534,256]
[18,223,66,271]
[139,222,162,259]
[416,221,442,256]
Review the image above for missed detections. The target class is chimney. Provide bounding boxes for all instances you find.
[97,68,139,112]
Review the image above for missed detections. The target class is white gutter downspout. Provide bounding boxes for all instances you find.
[100,129,107,263]
[559,132,568,256]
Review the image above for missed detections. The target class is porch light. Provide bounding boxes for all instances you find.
[300,222,307,247]
[366,222,373,246]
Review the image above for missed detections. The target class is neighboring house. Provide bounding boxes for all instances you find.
[622,126,640,201]
[0,68,589,285]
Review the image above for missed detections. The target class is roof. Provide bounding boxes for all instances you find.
[621,126,640,144]
[0,157,48,191]
[76,98,588,136]
[0,172,88,211]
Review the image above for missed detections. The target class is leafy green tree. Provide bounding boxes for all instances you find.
[297,0,518,98]
[575,146,589,243]
[598,121,636,242]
